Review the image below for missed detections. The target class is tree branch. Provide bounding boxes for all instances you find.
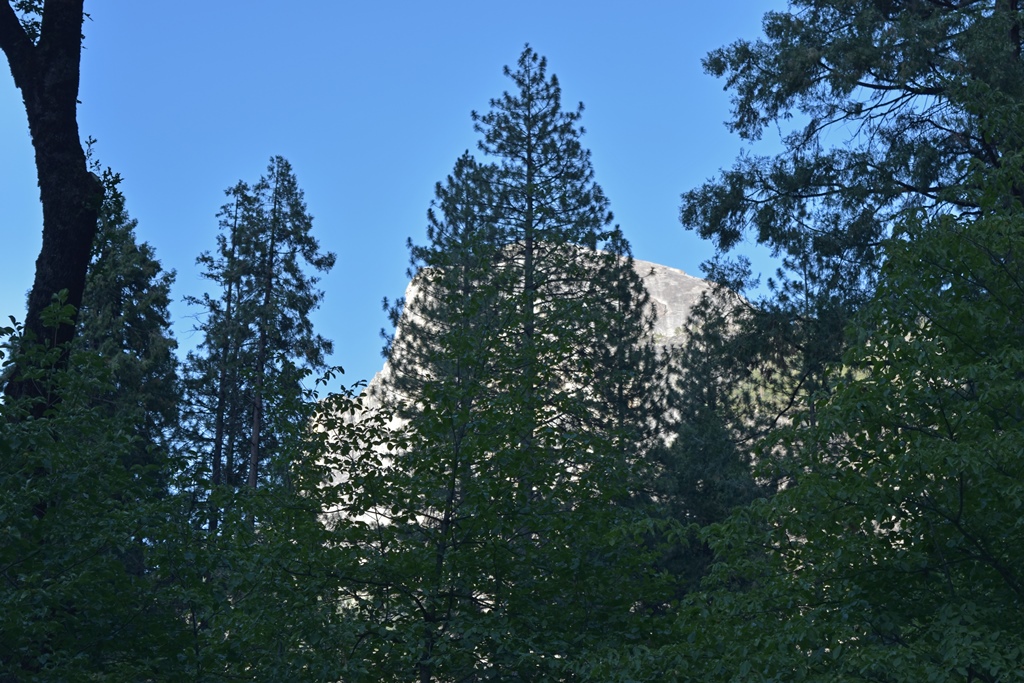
[0,1,35,89]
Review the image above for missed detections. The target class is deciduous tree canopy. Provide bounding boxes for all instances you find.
[657,2,1024,680]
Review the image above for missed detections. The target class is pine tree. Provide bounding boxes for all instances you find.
[345,46,668,681]
[166,156,343,680]
[184,156,335,510]
[76,165,180,487]
[182,179,253,521]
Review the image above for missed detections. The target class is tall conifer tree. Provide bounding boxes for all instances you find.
[342,46,668,681]
[184,156,335,506]
[167,157,342,679]
[76,166,180,486]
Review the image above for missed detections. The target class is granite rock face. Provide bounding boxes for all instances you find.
[363,257,712,408]
[632,257,713,348]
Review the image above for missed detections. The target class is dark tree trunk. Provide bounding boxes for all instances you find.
[210,200,242,529]
[0,1,104,405]
[247,332,265,489]
[248,204,278,490]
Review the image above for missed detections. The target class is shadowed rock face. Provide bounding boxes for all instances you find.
[363,257,712,408]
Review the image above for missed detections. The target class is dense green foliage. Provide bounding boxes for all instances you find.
[0,313,385,681]
[7,2,1024,679]
[77,164,180,485]
[0,313,180,680]
[661,193,1024,683]
[0,165,185,679]
[0,164,371,680]
[676,0,1024,481]
[159,373,373,681]
[346,47,670,681]
[658,1,1024,680]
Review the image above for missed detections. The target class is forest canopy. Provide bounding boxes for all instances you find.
[3,1,1024,681]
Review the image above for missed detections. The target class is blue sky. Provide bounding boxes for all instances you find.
[1,1,785,385]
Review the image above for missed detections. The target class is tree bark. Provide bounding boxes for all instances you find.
[0,1,104,404]
[248,189,279,490]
